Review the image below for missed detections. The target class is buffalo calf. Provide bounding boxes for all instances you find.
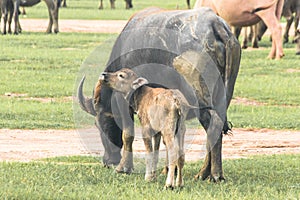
[100,68,193,189]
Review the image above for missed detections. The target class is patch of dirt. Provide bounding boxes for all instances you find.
[19,19,128,33]
[2,93,74,103]
[0,128,299,162]
[231,97,267,106]
[287,68,300,73]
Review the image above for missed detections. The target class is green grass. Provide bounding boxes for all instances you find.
[0,32,299,130]
[227,37,300,130]
[0,154,299,199]
[0,32,114,129]
[20,0,196,20]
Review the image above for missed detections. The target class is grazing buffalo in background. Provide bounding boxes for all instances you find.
[21,0,60,33]
[237,0,300,49]
[194,0,285,59]
[78,7,241,182]
[1,0,15,34]
[61,0,66,7]
[1,0,60,34]
[282,0,300,43]
[1,0,21,34]
[98,0,190,10]
[99,0,132,9]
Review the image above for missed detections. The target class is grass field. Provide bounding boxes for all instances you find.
[1,1,299,199]
[0,33,299,130]
[0,154,299,199]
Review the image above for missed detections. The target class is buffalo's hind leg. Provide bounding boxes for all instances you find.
[194,109,225,182]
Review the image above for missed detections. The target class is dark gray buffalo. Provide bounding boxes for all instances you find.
[20,0,60,33]
[1,0,59,34]
[78,7,241,182]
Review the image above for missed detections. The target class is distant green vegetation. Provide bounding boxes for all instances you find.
[0,32,299,130]
[0,154,299,199]
[20,0,196,20]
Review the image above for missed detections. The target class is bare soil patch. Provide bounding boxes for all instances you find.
[19,19,128,33]
[1,128,299,162]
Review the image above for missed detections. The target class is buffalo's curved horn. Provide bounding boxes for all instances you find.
[77,76,97,116]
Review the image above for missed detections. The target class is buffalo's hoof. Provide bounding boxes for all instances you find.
[115,165,133,174]
[102,152,121,167]
[252,43,259,48]
[161,166,168,175]
[164,185,174,190]
[194,173,207,181]
[241,45,248,49]
[296,51,300,55]
[194,173,225,183]
[209,175,226,183]
[275,53,285,60]
[103,159,120,168]
[145,173,157,182]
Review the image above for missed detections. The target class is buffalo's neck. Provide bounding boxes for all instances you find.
[129,85,152,112]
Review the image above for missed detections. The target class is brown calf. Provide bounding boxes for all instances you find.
[99,68,193,188]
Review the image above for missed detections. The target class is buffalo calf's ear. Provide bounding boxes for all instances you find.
[131,77,148,90]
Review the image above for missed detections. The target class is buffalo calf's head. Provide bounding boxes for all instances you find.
[100,68,148,94]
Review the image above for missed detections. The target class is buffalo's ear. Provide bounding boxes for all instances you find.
[131,77,148,90]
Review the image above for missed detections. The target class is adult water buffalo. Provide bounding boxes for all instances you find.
[194,0,284,59]
[282,0,300,43]
[21,0,60,33]
[1,0,20,34]
[99,0,132,9]
[1,0,59,34]
[236,0,300,49]
[78,7,241,182]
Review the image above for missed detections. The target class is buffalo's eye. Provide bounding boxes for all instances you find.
[118,73,126,79]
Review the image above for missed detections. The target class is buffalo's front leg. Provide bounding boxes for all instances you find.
[97,113,122,167]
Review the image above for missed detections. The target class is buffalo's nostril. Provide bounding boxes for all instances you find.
[99,72,108,81]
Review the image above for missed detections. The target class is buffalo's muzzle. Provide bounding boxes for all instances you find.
[99,72,109,82]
